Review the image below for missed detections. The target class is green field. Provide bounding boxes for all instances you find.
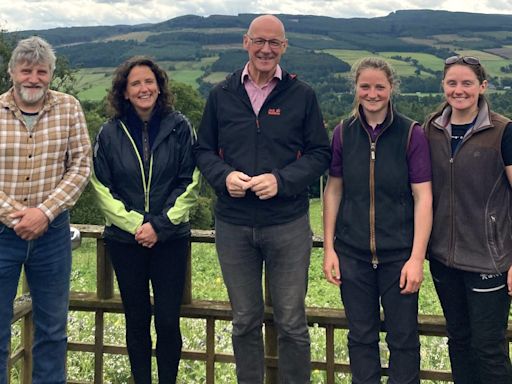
[322,49,374,65]
[169,69,203,88]
[322,49,431,77]
[380,52,444,72]
[203,71,229,84]
[454,49,511,78]
[73,48,512,103]
[76,68,113,101]
[76,57,219,101]
[104,31,157,43]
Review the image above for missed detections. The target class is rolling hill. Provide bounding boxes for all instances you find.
[10,10,512,125]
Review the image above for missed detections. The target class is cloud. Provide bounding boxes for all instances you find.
[1,0,510,32]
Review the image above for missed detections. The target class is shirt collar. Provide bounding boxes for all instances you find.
[241,63,283,85]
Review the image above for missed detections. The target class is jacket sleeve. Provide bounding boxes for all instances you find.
[149,118,200,242]
[38,97,92,221]
[91,123,144,234]
[272,88,331,197]
[193,89,235,194]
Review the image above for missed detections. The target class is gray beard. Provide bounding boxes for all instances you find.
[17,85,47,106]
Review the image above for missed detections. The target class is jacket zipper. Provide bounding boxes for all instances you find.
[369,141,378,268]
[119,121,153,213]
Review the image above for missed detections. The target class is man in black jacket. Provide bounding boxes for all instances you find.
[194,14,330,384]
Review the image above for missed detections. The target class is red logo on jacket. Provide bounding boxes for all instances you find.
[267,108,281,116]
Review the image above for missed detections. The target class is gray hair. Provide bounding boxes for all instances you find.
[8,36,56,75]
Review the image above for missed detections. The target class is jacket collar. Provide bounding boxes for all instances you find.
[433,98,493,135]
[225,67,295,92]
[119,107,184,151]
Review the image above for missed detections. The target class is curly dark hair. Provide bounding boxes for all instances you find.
[107,56,174,118]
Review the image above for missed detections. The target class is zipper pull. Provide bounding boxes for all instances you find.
[256,118,261,134]
[372,256,378,269]
[370,142,376,160]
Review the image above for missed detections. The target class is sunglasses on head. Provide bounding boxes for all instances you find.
[445,56,481,66]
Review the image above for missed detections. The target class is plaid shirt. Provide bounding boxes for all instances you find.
[0,88,91,227]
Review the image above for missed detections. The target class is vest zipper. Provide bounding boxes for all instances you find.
[448,157,455,266]
[369,141,378,269]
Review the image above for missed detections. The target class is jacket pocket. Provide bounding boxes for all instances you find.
[487,213,505,270]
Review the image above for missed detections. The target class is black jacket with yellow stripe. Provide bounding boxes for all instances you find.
[92,109,199,244]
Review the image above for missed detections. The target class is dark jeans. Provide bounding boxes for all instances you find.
[107,236,188,384]
[339,255,420,384]
[430,259,512,384]
[215,214,312,384]
[0,211,71,384]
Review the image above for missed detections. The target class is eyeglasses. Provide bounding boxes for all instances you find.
[445,56,481,66]
[246,35,285,48]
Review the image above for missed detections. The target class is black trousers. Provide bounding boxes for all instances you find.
[430,258,512,384]
[339,255,420,384]
[107,236,189,384]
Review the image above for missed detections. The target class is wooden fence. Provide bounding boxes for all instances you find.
[10,224,510,383]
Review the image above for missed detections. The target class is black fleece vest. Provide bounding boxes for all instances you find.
[334,111,415,263]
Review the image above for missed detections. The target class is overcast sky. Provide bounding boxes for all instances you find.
[2,0,511,32]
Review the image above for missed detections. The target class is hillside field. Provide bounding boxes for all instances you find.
[75,47,510,101]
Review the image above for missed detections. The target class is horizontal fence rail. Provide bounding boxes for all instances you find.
[10,224,512,383]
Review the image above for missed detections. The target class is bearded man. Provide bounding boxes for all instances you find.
[0,36,91,384]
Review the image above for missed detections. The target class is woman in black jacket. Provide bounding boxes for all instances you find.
[91,56,199,383]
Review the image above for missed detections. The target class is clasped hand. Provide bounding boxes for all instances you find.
[226,171,278,200]
[135,222,158,248]
[10,208,49,240]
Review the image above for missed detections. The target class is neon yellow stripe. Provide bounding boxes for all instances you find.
[90,170,144,234]
[167,168,200,224]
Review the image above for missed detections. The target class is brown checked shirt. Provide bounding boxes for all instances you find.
[0,88,91,227]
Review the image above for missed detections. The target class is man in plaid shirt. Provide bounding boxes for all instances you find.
[0,36,91,384]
